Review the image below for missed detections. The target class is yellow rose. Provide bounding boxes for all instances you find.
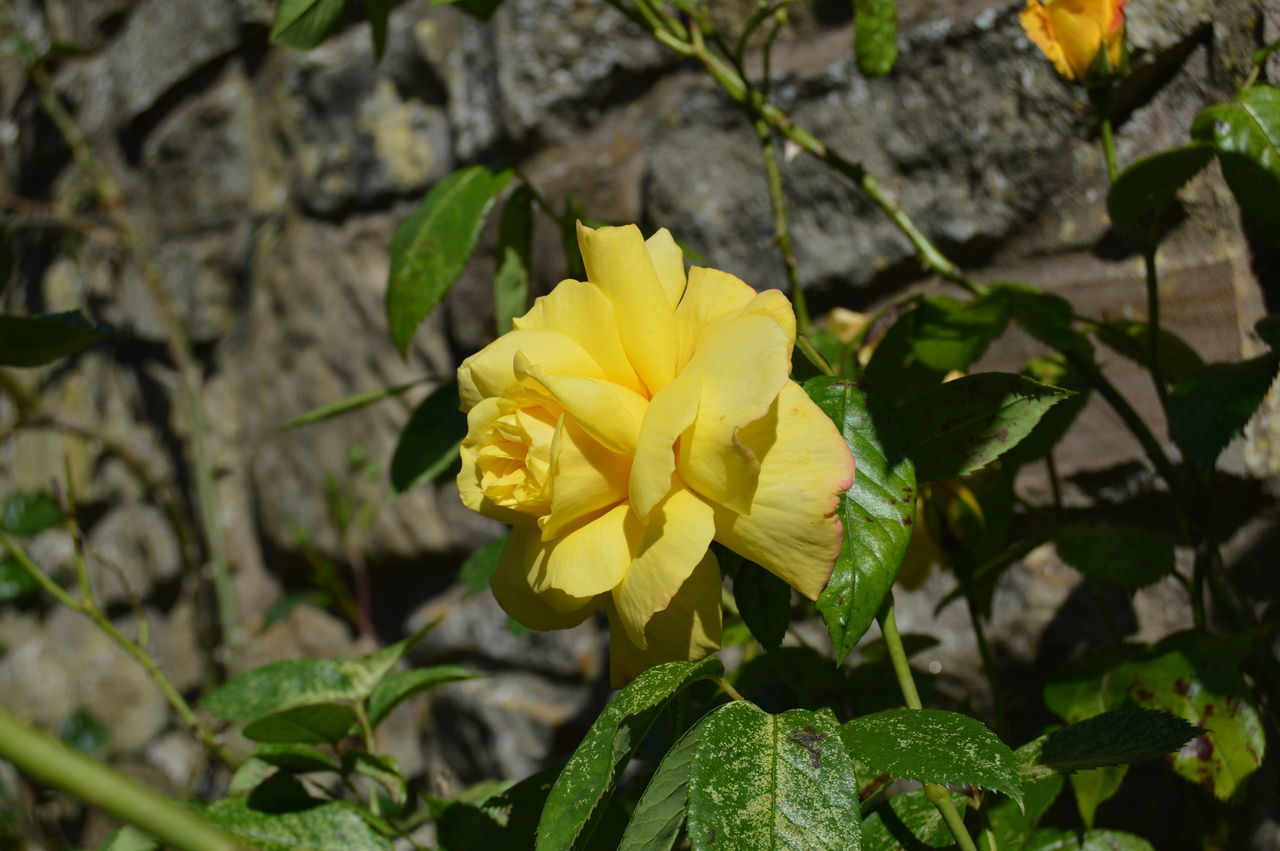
[1020,0,1126,83]
[457,223,855,685]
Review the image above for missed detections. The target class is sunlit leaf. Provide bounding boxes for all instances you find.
[270,0,346,51]
[617,714,709,851]
[495,185,534,335]
[854,0,899,78]
[1192,85,1280,246]
[367,664,477,727]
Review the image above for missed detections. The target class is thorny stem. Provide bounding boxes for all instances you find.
[879,598,980,851]
[29,61,239,661]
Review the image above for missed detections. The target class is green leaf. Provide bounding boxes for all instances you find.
[389,379,467,492]
[367,664,477,727]
[1000,285,1094,359]
[840,709,1023,806]
[1167,353,1280,470]
[1034,709,1200,774]
[1091,321,1204,385]
[863,306,949,406]
[617,714,709,851]
[270,0,347,51]
[687,703,861,850]
[732,560,790,652]
[0,312,107,367]
[362,0,395,59]
[495,185,534,335]
[1023,828,1153,851]
[204,798,393,851]
[386,165,513,354]
[98,826,157,851]
[243,703,358,744]
[910,291,1012,373]
[1053,525,1175,590]
[986,771,1064,851]
[343,750,406,806]
[459,534,506,598]
[59,710,108,757]
[862,787,967,851]
[1192,85,1280,246]
[536,657,723,851]
[1257,314,1280,350]
[1106,145,1214,234]
[251,743,341,774]
[854,0,899,78]
[228,757,276,796]
[429,0,505,19]
[0,557,40,603]
[1068,767,1125,829]
[274,380,422,432]
[805,378,917,659]
[1,492,62,536]
[1002,355,1090,467]
[897,373,1070,482]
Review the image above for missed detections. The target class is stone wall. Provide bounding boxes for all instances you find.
[1,0,1277,844]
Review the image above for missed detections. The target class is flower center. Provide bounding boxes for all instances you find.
[472,394,560,516]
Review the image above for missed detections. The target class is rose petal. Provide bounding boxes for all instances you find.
[645,228,687,307]
[674,266,756,370]
[629,374,701,521]
[491,524,601,630]
[458,329,604,411]
[540,416,631,540]
[534,503,632,597]
[516,354,648,455]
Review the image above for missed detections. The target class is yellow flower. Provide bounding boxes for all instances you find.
[458,223,855,685]
[1020,0,1126,83]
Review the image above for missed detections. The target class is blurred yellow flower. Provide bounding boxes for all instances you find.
[458,223,855,685]
[1020,0,1126,83]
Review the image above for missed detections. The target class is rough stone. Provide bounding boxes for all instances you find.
[85,503,181,607]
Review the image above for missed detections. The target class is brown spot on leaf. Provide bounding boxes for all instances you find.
[787,726,828,770]
[901,518,913,526]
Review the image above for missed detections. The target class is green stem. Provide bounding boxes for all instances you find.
[0,705,240,851]
[879,598,979,851]
[796,334,836,376]
[752,112,810,336]
[1142,245,1169,412]
[1093,86,1118,182]
[716,676,747,702]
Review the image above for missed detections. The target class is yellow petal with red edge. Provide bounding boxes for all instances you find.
[1020,0,1073,79]
[606,550,722,687]
[458,330,604,411]
[629,374,701,521]
[533,503,631,597]
[611,485,715,649]
[577,222,677,395]
[645,228,687,307]
[712,381,854,601]
[676,314,790,515]
[512,279,644,395]
[1047,0,1106,80]
[491,524,600,630]
[674,266,757,369]
[515,354,648,455]
[540,416,631,540]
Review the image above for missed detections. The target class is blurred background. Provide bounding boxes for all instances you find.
[1,0,1278,846]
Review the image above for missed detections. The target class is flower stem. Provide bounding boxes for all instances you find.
[716,676,747,702]
[0,704,240,851]
[1092,86,1119,182]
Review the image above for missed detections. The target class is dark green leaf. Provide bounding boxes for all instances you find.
[986,771,1064,851]
[1000,285,1094,359]
[536,657,723,851]
[1257,314,1280,350]
[840,709,1023,805]
[389,379,467,492]
[854,0,899,78]
[910,291,1012,372]
[243,704,358,744]
[1167,353,1280,470]
[59,710,108,757]
[459,534,507,598]
[495,185,534,335]
[617,714,709,851]
[98,826,157,851]
[688,703,861,850]
[1023,828,1153,851]
[1002,356,1090,466]
[0,312,107,367]
[204,798,393,851]
[732,561,790,652]
[805,378,917,660]
[0,492,61,536]
[269,0,347,51]
[1053,525,1175,590]
[863,306,949,406]
[1035,709,1200,773]
[251,743,341,774]
[1192,85,1280,246]
[897,373,1070,482]
[362,0,395,59]
[386,165,512,354]
[1106,145,1214,234]
[343,750,406,806]
[1092,321,1204,385]
[368,664,477,727]
[429,0,505,19]
[863,787,966,851]
[0,557,40,603]
[274,380,422,432]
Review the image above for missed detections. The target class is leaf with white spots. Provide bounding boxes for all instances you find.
[687,703,861,850]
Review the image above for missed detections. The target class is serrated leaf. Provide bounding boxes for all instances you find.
[840,709,1023,806]
[459,534,506,598]
[1106,145,1214,234]
[387,165,512,354]
[204,798,393,851]
[855,0,898,77]
[617,714,709,851]
[274,380,422,432]
[270,0,346,51]
[243,703,357,744]
[0,492,61,536]
[389,380,467,492]
[495,185,534,335]
[732,560,790,652]
[688,703,861,850]
[862,787,965,851]
[1167,353,1280,470]
[367,664,476,727]
[1192,85,1280,247]
[1053,525,1175,590]
[536,658,723,851]
[0,311,107,367]
[251,743,341,774]
[911,291,1012,372]
[1023,828,1153,851]
[1036,709,1201,773]
[1002,355,1090,466]
[897,373,1069,482]
[805,378,917,660]
[1091,321,1204,385]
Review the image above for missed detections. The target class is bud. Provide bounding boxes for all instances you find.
[1020,0,1128,85]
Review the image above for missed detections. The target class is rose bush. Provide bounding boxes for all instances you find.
[457,223,855,684]
[1020,0,1127,83]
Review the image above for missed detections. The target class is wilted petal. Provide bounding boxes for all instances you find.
[492,524,600,630]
